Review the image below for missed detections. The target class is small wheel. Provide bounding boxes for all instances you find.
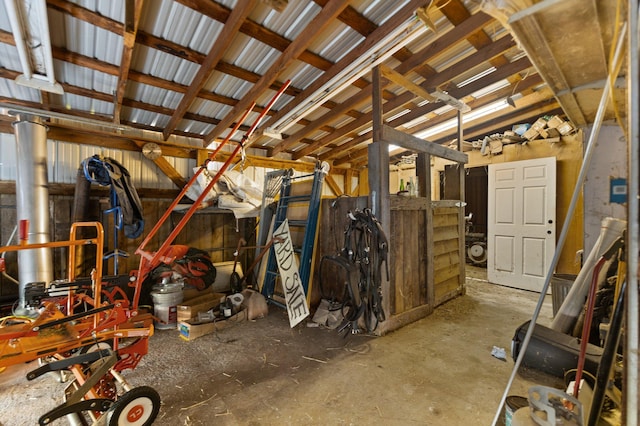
[229,271,243,293]
[107,386,160,426]
[467,242,487,265]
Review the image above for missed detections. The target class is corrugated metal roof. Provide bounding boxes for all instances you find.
[0,0,566,170]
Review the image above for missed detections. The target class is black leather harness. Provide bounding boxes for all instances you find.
[320,208,388,334]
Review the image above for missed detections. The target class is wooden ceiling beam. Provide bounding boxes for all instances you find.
[291,36,521,160]
[319,133,371,162]
[49,2,303,100]
[437,0,510,69]
[422,35,516,91]
[327,64,538,164]
[177,0,334,72]
[337,100,562,167]
[162,0,257,140]
[257,0,430,139]
[402,75,543,135]
[318,79,542,161]
[315,1,418,65]
[113,0,144,124]
[272,81,383,157]
[204,0,350,144]
[397,12,493,74]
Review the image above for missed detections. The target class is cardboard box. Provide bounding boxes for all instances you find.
[178,309,247,341]
[177,292,225,322]
[546,127,561,138]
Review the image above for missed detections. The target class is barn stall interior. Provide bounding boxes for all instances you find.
[0,0,637,425]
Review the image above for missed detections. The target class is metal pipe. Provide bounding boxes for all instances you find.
[491,20,628,426]
[12,114,53,315]
[625,1,639,424]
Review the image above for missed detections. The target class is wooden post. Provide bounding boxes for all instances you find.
[417,153,434,307]
[369,66,391,329]
[457,110,466,288]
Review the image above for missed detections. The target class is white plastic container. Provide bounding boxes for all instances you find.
[151,284,184,330]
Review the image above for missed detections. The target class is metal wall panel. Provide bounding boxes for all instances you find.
[1,132,193,190]
[0,132,17,180]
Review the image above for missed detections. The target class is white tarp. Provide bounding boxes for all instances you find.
[184,167,263,218]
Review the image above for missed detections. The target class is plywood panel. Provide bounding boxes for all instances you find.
[433,203,463,307]
[313,196,368,308]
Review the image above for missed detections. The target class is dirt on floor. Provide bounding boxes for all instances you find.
[0,268,563,426]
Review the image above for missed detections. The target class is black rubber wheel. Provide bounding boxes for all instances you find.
[229,271,243,293]
[107,386,160,426]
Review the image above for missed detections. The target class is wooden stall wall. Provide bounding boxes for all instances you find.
[432,201,465,305]
[313,195,464,331]
[312,196,368,308]
[389,196,427,315]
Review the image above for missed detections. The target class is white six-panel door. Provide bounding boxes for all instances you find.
[488,157,556,292]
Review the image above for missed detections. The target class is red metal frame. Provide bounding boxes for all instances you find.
[132,80,291,308]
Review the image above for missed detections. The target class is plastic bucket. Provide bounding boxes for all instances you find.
[505,396,528,426]
[151,288,184,330]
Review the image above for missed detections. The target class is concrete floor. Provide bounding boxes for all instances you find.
[0,268,562,425]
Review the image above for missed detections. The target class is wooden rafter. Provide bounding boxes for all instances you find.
[203,0,350,144]
[329,62,540,166]
[288,34,518,160]
[403,75,543,135]
[271,81,384,157]
[256,0,431,139]
[437,0,510,69]
[113,0,144,124]
[162,0,257,140]
[0,1,567,178]
[342,99,562,167]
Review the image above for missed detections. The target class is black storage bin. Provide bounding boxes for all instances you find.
[512,320,602,379]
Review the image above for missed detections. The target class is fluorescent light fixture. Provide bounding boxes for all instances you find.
[412,98,510,139]
[263,127,283,140]
[468,78,510,99]
[412,117,457,139]
[5,0,63,94]
[464,98,509,121]
[458,66,497,88]
[270,16,428,133]
[430,89,470,112]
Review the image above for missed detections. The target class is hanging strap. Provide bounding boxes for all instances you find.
[82,155,145,238]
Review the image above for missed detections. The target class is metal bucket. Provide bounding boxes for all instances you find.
[151,285,184,330]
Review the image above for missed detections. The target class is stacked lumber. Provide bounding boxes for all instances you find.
[446,114,575,155]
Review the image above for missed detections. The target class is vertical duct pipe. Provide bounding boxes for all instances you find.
[13,114,53,315]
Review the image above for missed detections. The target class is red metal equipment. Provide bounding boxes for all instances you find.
[132,80,291,306]
[0,222,158,424]
[0,81,290,425]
